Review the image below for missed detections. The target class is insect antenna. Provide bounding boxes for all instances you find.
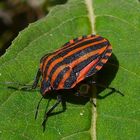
[0,68,41,91]
[35,96,44,120]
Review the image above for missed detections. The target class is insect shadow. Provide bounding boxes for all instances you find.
[96,53,124,99]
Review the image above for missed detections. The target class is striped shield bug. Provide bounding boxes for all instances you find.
[31,34,113,129]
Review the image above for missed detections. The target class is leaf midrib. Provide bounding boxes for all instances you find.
[85,0,97,140]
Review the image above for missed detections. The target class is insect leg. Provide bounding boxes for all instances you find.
[18,69,41,90]
[88,79,124,96]
[34,96,44,120]
[42,94,62,131]
[6,69,41,91]
[32,69,41,89]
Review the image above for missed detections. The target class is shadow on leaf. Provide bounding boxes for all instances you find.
[96,53,124,98]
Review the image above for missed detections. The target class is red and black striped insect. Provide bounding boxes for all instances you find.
[32,34,112,128]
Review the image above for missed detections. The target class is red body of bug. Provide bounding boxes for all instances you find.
[36,34,112,95]
[32,34,112,128]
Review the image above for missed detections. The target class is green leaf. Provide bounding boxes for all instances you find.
[0,0,140,140]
